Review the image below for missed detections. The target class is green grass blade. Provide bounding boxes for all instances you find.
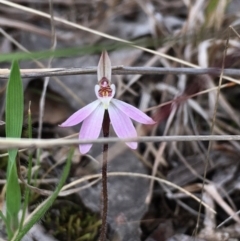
[12,148,74,241]
[0,44,120,63]
[0,210,12,238]
[6,61,24,138]
[19,104,33,231]
[5,61,24,237]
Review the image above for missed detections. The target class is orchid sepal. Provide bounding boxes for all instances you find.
[97,50,111,83]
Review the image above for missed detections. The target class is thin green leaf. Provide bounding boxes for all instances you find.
[12,148,74,241]
[5,61,24,237]
[206,0,219,16]
[19,103,33,231]
[0,210,12,238]
[0,44,121,63]
[6,61,24,139]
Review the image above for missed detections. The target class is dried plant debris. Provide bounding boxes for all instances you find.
[24,79,73,125]
[2,0,240,240]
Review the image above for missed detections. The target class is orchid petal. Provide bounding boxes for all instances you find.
[108,103,137,149]
[60,100,101,127]
[79,104,105,154]
[111,99,155,124]
[97,51,111,82]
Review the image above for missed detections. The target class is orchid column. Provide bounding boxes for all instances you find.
[60,51,155,240]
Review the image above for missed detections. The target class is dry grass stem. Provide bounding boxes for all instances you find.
[0,28,85,106]
[1,135,240,149]
[0,0,239,86]
[1,67,240,79]
[61,171,216,214]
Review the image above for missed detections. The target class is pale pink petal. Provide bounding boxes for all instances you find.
[111,99,155,124]
[79,104,105,154]
[60,100,101,127]
[108,103,137,149]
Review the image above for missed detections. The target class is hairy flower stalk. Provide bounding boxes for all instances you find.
[99,110,110,241]
[60,51,155,154]
[60,51,155,240]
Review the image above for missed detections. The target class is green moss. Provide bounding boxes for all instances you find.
[43,199,101,241]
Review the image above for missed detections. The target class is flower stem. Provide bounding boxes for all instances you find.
[99,110,110,241]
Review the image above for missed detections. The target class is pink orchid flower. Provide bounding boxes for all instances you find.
[60,51,155,154]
